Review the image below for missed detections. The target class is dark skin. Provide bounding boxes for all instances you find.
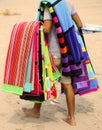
[72,13,83,29]
[43,20,52,34]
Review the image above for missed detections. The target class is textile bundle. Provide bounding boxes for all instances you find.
[37,0,99,95]
[2,21,61,102]
[2,0,99,103]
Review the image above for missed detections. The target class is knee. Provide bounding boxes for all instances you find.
[62,83,72,91]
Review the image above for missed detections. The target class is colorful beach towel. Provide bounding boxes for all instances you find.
[2,0,99,103]
[2,21,60,102]
[37,0,99,95]
[37,0,84,77]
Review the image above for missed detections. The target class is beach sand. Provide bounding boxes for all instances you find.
[0,0,102,130]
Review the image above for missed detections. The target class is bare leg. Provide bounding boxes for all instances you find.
[22,103,42,118]
[62,83,76,126]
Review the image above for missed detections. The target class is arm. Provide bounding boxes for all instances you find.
[67,0,83,29]
[43,6,52,34]
[72,13,83,29]
[43,20,52,34]
[72,13,84,42]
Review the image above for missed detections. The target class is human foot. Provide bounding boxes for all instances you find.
[62,117,76,126]
[22,107,40,118]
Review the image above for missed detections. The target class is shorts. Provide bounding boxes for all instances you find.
[53,56,72,84]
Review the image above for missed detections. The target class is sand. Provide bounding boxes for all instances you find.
[0,0,102,130]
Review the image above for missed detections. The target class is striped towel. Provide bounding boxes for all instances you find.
[20,25,60,102]
[2,21,60,102]
[2,21,37,95]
